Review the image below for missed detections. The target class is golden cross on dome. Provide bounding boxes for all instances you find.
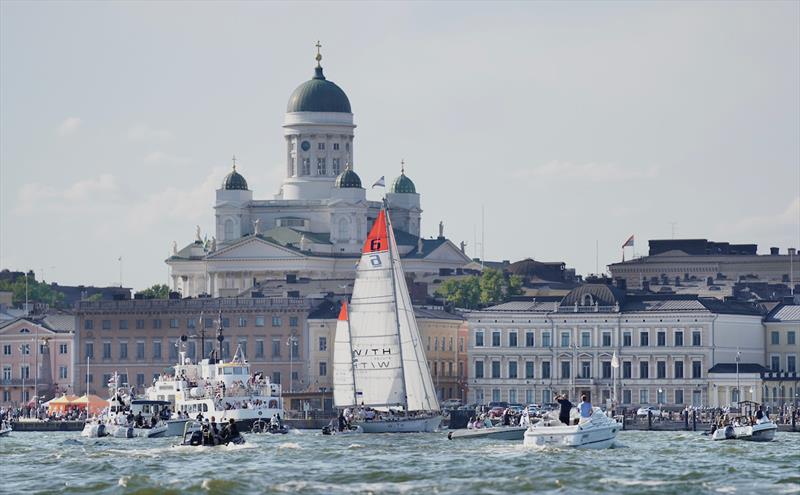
[315,40,322,67]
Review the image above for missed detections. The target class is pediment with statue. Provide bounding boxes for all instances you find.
[205,235,307,260]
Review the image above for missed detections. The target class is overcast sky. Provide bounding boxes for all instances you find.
[1,1,798,291]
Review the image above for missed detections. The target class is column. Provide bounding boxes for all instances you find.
[209,272,216,297]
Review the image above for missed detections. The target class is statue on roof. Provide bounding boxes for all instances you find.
[210,236,217,252]
[172,241,178,255]
[460,241,467,253]
[195,225,202,242]
[253,218,261,235]
[438,221,444,238]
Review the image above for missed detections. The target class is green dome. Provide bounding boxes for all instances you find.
[222,167,248,190]
[390,172,416,194]
[334,168,362,188]
[287,66,351,113]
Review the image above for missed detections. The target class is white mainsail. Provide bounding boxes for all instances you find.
[334,208,439,412]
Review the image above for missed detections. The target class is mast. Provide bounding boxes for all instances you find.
[345,301,358,407]
[386,207,410,412]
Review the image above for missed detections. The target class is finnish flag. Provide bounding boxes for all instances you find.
[371,176,385,188]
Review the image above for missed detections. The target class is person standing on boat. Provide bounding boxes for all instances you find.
[578,395,593,419]
[556,394,573,426]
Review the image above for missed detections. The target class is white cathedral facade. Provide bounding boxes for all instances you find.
[167,51,471,298]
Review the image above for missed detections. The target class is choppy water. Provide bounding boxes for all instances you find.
[1,429,798,494]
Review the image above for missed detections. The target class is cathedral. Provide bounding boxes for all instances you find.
[167,48,471,298]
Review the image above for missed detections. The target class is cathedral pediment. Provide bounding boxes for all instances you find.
[422,240,473,263]
[207,235,306,260]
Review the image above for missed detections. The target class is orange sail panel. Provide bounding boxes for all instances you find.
[338,301,348,321]
[362,209,389,254]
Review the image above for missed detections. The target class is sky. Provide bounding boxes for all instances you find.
[1,1,798,291]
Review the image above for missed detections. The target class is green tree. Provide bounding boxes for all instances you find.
[0,271,65,307]
[479,268,505,305]
[136,284,170,299]
[507,274,524,298]
[85,293,103,302]
[435,276,480,309]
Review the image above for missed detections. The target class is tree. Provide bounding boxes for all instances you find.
[0,271,65,307]
[507,274,524,298]
[479,268,505,305]
[435,277,480,309]
[136,284,170,299]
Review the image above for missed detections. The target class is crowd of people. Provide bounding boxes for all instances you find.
[0,404,87,423]
[185,416,243,446]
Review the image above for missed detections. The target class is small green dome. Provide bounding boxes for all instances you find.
[335,168,362,188]
[390,172,416,194]
[222,167,248,190]
[287,66,351,113]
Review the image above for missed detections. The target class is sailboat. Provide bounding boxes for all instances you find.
[332,208,442,433]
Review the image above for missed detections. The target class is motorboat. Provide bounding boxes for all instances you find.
[711,401,777,442]
[321,421,364,435]
[81,373,171,438]
[251,418,289,434]
[448,425,527,440]
[330,209,442,433]
[179,419,245,447]
[0,420,12,437]
[523,408,621,449]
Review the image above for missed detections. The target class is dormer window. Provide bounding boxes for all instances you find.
[20,328,30,333]
[582,294,593,306]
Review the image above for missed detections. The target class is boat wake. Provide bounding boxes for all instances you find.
[277,442,302,451]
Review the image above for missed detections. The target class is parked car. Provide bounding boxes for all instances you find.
[440,399,462,409]
[507,403,524,413]
[636,406,662,417]
[488,401,509,409]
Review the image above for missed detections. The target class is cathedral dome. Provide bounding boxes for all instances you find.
[390,171,416,194]
[287,66,351,113]
[222,165,248,190]
[334,168,362,188]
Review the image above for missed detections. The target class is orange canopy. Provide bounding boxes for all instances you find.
[46,394,80,413]
[72,394,109,415]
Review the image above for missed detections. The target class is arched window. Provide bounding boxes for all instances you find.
[338,218,349,241]
[224,219,234,240]
[582,294,593,306]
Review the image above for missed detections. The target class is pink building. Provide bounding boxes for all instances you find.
[0,315,76,406]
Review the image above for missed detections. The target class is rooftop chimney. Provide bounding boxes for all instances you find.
[770,247,779,255]
[789,248,797,256]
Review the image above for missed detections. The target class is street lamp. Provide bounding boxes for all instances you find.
[19,344,27,406]
[658,388,663,416]
[286,335,298,393]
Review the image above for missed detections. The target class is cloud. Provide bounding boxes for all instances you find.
[143,151,190,166]
[516,161,660,182]
[719,196,800,241]
[57,117,81,136]
[127,124,173,142]
[17,174,119,212]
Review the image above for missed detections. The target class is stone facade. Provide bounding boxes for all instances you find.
[763,303,800,408]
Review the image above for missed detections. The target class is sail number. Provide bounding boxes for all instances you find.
[369,239,382,251]
[369,254,382,267]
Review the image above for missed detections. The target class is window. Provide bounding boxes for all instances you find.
[788,355,796,373]
[560,332,570,347]
[153,341,162,360]
[541,361,551,379]
[333,143,340,151]
[119,320,128,330]
[492,389,501,402]
[770,355,780,371]
[20,365,31,380]
[542,332,551,348]
[272,371,281,384]
[657,331,666,347]
[623,331,632,347]
[319,361,327,376]
[289,316,298,327]
[238,340,247,357]
[674,331,684,347]
[272,339,281,358]
[508,361,518,379]
[492,331,501,347]
[525,331,534,347]
[602,332,611,347]
[59,366,68,380]
[639,331,649,346]
[254,340,264,358]
[771,331,780,345]
[319,336,327,352]
[786,331,796,345]
[238,317,247,327]
[317,142,326,150]
[102,320,111,330]
[602,361,612,379]
[581,361,591,378]
[674,361,684,379]
[345,142,350,151]
[449,337,453,352]
[581,331,590,347]
[136,319,145,329]
[459,337,464,352]
[509,389,517,403]
[317,157,326,175]
[272,316,282,327]
[102,342,111,359]
[169,341,179,360]
[255,316,265,327]
[85,342,94,359]
[509,331,518,348]
[692,330,701,346]
[640,389,649,405]
[657,361,666,379]
[136,342,145,360]
[639,361,649,379]
[84,319,93,330]
[623,361,632,379]
[120,342,128,360]
[332,158,341,174]
[153,319,162,330]
[59,343,68,354]
[692,360,702,378]
[135,373,145,387]
[186,341,196,359]
[458,362,464,377]
[561,361,571,379]
[656,389,665,405]
[427,336,431,351]
[675,389,684,405]
[302,158,310,175]
[290,339,299,359]
[542,389,552,404]
[222,318,230,328]
[221,341,230,359]
[525,361,534,379]
[19,343,30,355]
[204,318,213,328]
[475,330,484,347]
[475,360,484,379]
[3,366,11,380]
[434,337,439,351]
[623,389,632,404]
[491,361,501,379]
[3,345,10,356]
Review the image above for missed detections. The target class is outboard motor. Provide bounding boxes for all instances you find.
[724,425,735,439]
[97,424,106,437]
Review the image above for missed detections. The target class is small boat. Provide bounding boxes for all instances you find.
[448,425,527,440]
[179,420,245,446]
[250,418,289,434]
[0,420,12,437]
[321,420,364,435]
[523,408,621,449]
[711,401,777,442]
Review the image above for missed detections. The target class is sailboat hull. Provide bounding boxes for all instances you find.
[359,416,442,433]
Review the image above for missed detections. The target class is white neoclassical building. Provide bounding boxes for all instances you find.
[167,49,470,297]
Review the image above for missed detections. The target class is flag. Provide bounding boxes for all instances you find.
[371,176,385,188]
[621,235,634,248]
[611,351,619,369]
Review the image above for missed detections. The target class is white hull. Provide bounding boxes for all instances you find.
[712,421,777,442]
[358,416,441,433]
[448,426,527,441]
[0,427,12,437]
[524,411,621,449]
[81,423,107,438]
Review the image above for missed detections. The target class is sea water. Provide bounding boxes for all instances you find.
[1,430,798,494]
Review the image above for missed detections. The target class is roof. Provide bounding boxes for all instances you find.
[698,298,763,316]
[308,299,340,320]
[622,298,708,312]
[482,301,557,312]
[334,168,362,188]
[222,167,248,190]
[561,284,625,307]
[708,363,769,374]
[766,304,800,322]
[390,172,416,194]
[414,307,464,321]
[41,314,76,332]
[287,66,351,113]
[262,227,332,247]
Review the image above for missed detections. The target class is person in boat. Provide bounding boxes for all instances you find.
[210,416,221,442]
[338,411,347,432]
[502,408,510,426]
[556,394,574,426]
[756,405,766,422]
[578,395,593,420]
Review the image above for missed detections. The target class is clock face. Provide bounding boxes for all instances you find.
[301,140,310,151]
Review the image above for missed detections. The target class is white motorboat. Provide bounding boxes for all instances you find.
[712,418,777,442]
[331,209,442,433]
[448,425,528,440]
[523,408,621,449]
[0,420,12,437]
